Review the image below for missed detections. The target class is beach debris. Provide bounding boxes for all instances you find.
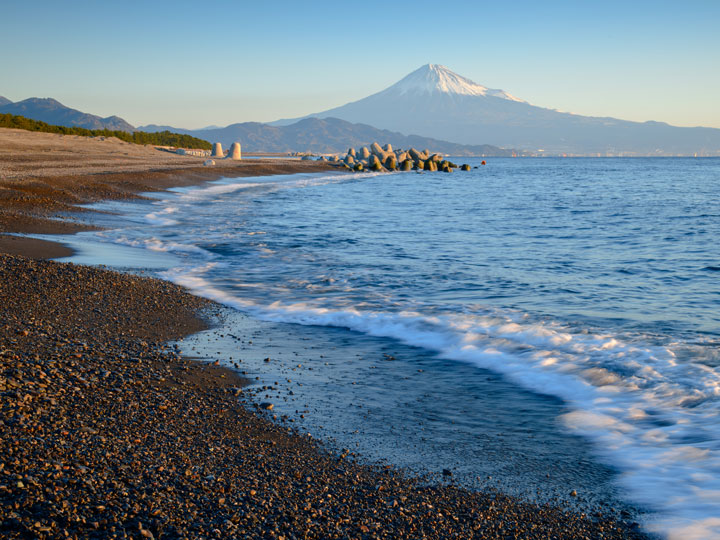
[260,402,274,410]
[203,159,215,166]
[211,142,224,157]
[227,142,242,160]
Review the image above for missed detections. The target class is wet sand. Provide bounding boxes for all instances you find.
[0,130,651,538]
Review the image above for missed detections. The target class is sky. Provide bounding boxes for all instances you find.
[1,0,719,129]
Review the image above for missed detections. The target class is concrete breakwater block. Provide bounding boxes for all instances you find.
[227,142,242,160]
[211,143,224,157]
[341,143,470,174]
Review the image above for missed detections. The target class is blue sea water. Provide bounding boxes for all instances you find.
[56,157,720,539]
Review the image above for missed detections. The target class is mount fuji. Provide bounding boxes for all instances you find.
[274,64,720,156]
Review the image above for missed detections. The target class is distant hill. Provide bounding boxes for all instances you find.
[274,64,720,156]
[0,97,135,132]
[138,124,181,133]
[1,113,212,150]
[137,117,518,156]
[3,94,516,155]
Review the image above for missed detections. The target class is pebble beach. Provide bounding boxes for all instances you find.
[0,129,653,539]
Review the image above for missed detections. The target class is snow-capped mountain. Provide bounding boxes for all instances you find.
[384,64,524,101]
[273,64,720,155]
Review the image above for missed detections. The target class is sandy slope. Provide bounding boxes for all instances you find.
[0,127,308,180]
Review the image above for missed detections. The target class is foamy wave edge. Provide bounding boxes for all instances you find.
[164,266,720,540]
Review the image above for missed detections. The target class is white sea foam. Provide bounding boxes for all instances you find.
[166,171,372,203]
[144,206,180,226]
[95,233,215,258]
[162,264,720,539]
[172,181,258,200]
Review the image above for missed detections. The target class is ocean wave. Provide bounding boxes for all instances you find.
[77,162,720,539]
[95,233,216,258]
[163,263,720,539]
[165,171,371,203]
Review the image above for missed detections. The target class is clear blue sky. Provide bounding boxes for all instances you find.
[2,0,718,129]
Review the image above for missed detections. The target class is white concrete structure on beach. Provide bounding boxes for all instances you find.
[211,142,224,157]
[227,142,242,160]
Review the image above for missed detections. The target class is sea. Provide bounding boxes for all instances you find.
[50,157,720,539]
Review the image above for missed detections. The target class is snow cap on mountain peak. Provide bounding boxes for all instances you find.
[386,64,524,102]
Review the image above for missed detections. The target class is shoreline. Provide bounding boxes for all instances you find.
[0,130,652,538]
[0,254,651,539]
[0,126,340,258]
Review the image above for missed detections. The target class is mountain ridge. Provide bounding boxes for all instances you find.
[137,117,519,156]
[0,97,135,132]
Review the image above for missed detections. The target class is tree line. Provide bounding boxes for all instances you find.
[0,113,212,150]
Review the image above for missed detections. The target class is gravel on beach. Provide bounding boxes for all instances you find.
[0,254,652,539]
